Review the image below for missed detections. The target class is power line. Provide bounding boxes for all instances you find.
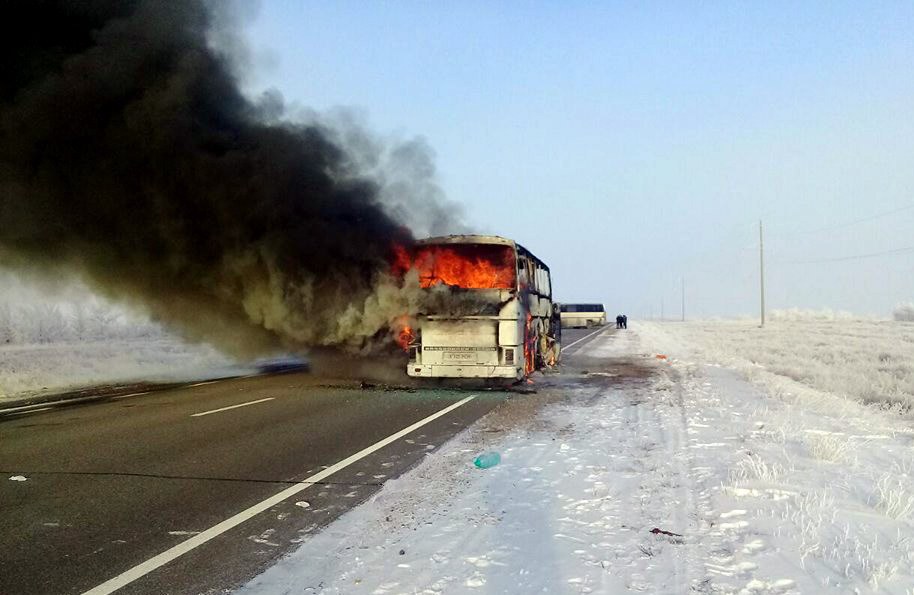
[783,244,914,264]
[770,202,914,238]
[674,221,758,268]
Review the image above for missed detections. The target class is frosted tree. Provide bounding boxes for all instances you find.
[894,303,914,322]
[0,303,13,344]
[88,303,121,340]
[70,302,90,341]
[33,304,70,343]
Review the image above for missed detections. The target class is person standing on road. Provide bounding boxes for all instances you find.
[622,314,628,329]
[615,314,623,329]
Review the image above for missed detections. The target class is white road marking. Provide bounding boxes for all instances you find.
[0,390,150,414]
[189,397,275,417]
[0,402,60,415]
[82,394,477,595]
[562,325,612,352]
[112,391,149,400]
[8,407,52,416]
[188,380,218,387]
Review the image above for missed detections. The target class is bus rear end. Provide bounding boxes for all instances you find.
[399,238,526,380]
[409,314,524,379]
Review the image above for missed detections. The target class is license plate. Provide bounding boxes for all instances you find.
[443,352,475,362]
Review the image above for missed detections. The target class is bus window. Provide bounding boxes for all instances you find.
[517,255,530,289]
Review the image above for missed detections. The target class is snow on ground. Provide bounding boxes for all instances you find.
[638,318,914,411]
[239,324,914,594]
[0,338,240,402]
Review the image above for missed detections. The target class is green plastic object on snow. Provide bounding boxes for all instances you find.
[474,452,501,469]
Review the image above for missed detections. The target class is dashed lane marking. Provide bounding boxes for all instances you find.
[189,397,275,418]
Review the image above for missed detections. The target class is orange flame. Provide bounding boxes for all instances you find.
[524,313,535,374]
[392,243,515,289]
[397,325,414,351]
[546,344,557,367]
[391,313,415,352]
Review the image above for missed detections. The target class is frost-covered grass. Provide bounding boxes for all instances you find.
[639,318,914,411]
[870,473,914,521]
[768,308,856,322]
[0,284,239,402]
[637,321,914,591]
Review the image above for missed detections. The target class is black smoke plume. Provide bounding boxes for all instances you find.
[0,1,452,356]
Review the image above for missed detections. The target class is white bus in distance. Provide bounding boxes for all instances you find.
[560,303,606,328]
[396,235,560,380]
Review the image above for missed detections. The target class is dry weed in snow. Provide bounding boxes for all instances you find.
[871,475,914,520]
[804,432,855,464]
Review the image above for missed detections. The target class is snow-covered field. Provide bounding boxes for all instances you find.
[0,338,239,402]
[637,318,914,411]
[239,323,914,594]
[0,274,247,401]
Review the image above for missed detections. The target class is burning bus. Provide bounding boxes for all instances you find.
[394,235,560,380]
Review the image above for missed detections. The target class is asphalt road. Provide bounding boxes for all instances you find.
[0,326,609,595]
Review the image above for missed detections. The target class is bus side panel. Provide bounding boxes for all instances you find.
[560,312,606,328]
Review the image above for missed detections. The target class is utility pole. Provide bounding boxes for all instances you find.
[759,220,766,328]
[681,277,685,322]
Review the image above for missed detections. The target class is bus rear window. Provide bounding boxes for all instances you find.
[396,244,516,289]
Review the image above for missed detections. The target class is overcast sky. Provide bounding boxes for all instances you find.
[230,3,914,318]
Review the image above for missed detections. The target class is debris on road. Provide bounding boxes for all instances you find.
[473,452,500,469]
[8,475,27,482]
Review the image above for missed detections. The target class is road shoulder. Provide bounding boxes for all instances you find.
[239,326,914,594]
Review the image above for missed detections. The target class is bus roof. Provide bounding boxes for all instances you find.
[416,235,549,270]
[416,234,515,247]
